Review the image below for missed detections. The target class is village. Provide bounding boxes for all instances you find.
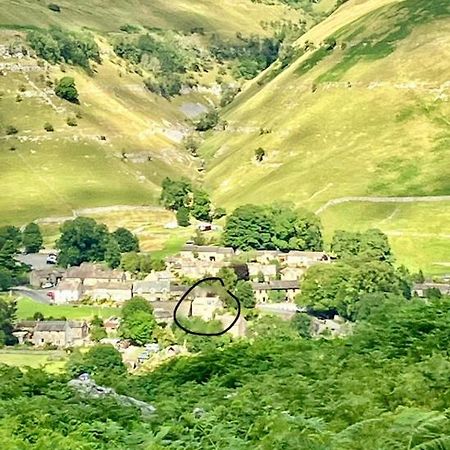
[12,243,334,351]
[13,237,450,362]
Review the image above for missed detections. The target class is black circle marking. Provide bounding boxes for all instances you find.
[173,277,241,336]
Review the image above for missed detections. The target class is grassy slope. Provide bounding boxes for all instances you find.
[16,296,119,320]
[201,0,450,274]
[0,0,305,226]
[0,0,300,36]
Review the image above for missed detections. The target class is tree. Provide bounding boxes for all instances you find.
[160,177,192,211]
[67,344,126,378]
[331,229,392,262]
[0,297,18,346]
[90,316,107,342]
[255,147,265,162]
[105,238,121,269]
[191,189,211,222]
[194,110,219,131]
[120,252,140,273]
[212,207,226,220]
[234,280,255,308]
[0,226,22,252]
[176,207,190,227]
[223,204,323,251]
[119,297,156,345]
[112,227,139,253]
[217,267,238,292]
[55,76,79,103]
[56,217,109,267]
[22,223,43,254]
[296,258,408,320]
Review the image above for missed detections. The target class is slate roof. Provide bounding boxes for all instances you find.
[181,245,234,255]
[34,321,86,332]
[251,281,299,291]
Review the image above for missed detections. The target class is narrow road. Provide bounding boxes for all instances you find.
[316,195,450,215]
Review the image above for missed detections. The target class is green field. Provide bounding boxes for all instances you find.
[0,349,67,372]
[17,297,120,321]
[320,200,450,275]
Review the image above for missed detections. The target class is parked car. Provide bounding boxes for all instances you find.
[41,282,54,289]
[46,254,57,264]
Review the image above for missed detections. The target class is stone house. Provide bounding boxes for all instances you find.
[412,283,450,297]
[285,251,330,267]
[53,280,83,304]
[144,270,174,282]
[31,321,89,347]
[280,266,306,281]
[190,296,223,321]
[84,282,133,302]
[173,260,225,279]
[29,268,65,288]
[65,262,127,286]
[253,250,282,264]
[247,263,277,282]
[133,280,171,302]
[251,280,300,303]
[179,245,234,262]
[103,317,121,335]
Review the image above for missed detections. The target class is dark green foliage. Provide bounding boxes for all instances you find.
[105,238,121,269]
[43,122,54,132]
[119,297,156,345]
[220,84,240,107]
[120,252,163,275]
[0,296,17,346]
[68,344,126,379]
[0,226,22,253]
[0,228,28,291]
[255,147,265,162]
[297,258,410,319]
[194,110,219,132]
[90,316,107,342]
[5,125,18,135]
[212,207,226,220]
[331,228,392,262]
[176,206,190,227]
[112,227,140,253]
[22,222,43,254]
[56,217,110,267]
[55,77,78,103]
[47,3,61,12]
[234,280,255,308]
[223,204,323,251]
[160,177,192,211]
[211,34,280,79]
[144,74,182,99]
[191,189,211,222]
[28,27,100,70]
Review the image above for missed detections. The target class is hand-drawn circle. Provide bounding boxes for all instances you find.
[173,277,241,337]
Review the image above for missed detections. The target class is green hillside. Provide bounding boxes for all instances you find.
[201,0,450,274]
[0,0,337,225]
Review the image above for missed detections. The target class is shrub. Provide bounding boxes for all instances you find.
[66,116,77,127]
[195,110,219,132]
[55,77,79,103]
[44,122,54,132]
[255,147,265,162]
[5,126,18,135]
[47,3,61,12]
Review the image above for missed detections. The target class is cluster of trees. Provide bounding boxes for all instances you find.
[298,228,411,319]
[114,33,188,98]
[331,228,392,261]
[217,266,256,309]
[210,33,280,79]
[56,217,139,268]
[2,295,450,447]
[0,296,17,346]
[28,26,100,70]
[0,224,42,291]
[120,252,165,277]
[223,204,323,251]
[160,177,218,226]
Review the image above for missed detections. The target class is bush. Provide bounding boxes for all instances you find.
[66,116,77,127]
[195,110,219,132]
[44,122,54,132]
[5,126,18,135]
[55,77,79,103]
[255,147,265,162]
[47,3,61,12]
